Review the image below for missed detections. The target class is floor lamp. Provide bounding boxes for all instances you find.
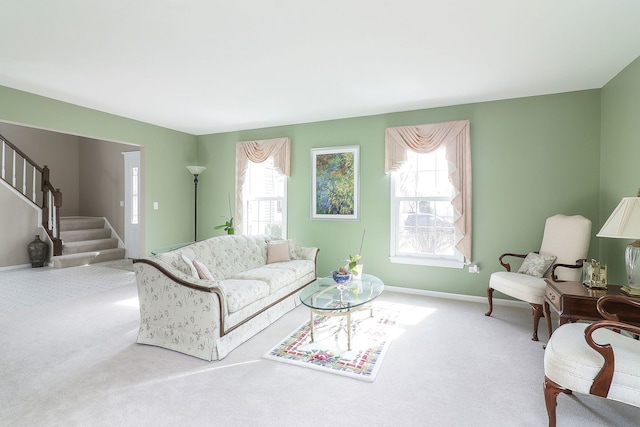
[186,166,206,241]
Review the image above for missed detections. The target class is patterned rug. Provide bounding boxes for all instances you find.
[264,304,399,381]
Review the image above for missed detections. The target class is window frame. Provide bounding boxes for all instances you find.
[242,158,288,239]
[389,150,465,269]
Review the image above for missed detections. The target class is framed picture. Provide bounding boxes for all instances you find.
[311,145,360,220]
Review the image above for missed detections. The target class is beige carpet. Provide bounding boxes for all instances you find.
[0,259,133,314]
[1,264,639,426]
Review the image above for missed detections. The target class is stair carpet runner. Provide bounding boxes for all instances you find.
[52,217,126,269]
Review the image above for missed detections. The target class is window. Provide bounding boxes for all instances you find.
[235,137,290,237]
[385,120,472,268]
[131,166,139,225]
[243,158,287,238]
[390,148,463,267]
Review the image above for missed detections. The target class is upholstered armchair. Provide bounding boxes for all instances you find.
[544,296,640,427]
[485,214,592,340]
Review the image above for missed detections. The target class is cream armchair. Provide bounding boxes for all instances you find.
[544,296,640,427]
[485,214,592,340]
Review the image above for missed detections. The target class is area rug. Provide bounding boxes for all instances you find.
[264,305,398,381]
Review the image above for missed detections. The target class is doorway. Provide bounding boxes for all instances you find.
[123,151,141,258]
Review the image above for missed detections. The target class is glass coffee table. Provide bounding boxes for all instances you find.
[299,273,384,350]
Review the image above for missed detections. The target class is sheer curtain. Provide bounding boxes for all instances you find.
[385,120,472,261]
[236,137,290,234]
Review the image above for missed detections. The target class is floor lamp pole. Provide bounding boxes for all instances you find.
[186,166,206,242]
[193,174,199,242]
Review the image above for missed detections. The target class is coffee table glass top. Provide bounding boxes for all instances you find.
[299,273,384,311]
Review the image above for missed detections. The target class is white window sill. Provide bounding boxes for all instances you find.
[389,255,465,269]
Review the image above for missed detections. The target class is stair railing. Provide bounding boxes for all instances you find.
[0,133,63,255]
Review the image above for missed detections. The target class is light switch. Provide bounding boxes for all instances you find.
[120,201,125,207]
[153,202,159,210]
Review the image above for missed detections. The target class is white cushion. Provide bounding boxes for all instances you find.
[180,253,199,278]
[540,214,592,281]
[220,279,270,313]
[544,322,640,408]
[230,266,297,293]
[489,271,546,305]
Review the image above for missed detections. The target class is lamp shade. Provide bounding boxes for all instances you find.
[187,165,206,175]
[597,197,640,239]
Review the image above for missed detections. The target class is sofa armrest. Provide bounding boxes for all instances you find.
[133,258,228,336]
[292,245,319,262]
[134,258,223,292]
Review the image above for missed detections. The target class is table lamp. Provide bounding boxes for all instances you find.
[596,193,640,295]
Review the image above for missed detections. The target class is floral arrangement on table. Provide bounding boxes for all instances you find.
[332,230,366,284]
[214,193,235,235]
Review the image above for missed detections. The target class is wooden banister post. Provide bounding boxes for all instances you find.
[41,165,50,190]
[52,188,63,256]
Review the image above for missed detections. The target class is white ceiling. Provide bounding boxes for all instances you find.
[1,0,640,136]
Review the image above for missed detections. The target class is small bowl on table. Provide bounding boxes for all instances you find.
[332,270,352,289]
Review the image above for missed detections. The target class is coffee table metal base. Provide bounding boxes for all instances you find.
[299,274,385,351]
[308,305,374,351]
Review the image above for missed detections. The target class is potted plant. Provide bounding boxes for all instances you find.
[332,230,366,285]
[346,254,362,275]
[215,193,235,235]
[214,217,234,235]
[346,229,366,277]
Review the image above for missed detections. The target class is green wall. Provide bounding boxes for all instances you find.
[600,56,640,284]
[197,90,602,297]
[0,85,197,254]
[5,57,640,295]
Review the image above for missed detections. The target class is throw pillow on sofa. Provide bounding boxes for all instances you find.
[180,253,199,278]
[192,259,214,280]
[267,240,291,264]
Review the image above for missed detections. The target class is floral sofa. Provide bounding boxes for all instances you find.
[133,235,318,361]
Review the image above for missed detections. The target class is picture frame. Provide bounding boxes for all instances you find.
[311,145,360,220]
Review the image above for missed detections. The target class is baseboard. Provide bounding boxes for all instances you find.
[385,285,527,308]
[0,264,526,309]
[0,263,32,272]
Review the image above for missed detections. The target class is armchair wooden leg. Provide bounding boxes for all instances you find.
[544,301,553,338]
[544,376,571,427]
[531,303,543,341]
[485,287,494,316]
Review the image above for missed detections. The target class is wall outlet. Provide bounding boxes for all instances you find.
[469,264,480,274]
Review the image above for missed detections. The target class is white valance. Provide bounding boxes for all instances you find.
[235,137,291,234]
[385,120,472,261]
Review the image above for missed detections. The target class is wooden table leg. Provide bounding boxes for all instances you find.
[544,300,553,338]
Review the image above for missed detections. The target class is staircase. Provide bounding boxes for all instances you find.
[52,217,126,268]
[1,132,63,255]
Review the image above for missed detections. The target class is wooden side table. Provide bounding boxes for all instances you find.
[544,281,640,337]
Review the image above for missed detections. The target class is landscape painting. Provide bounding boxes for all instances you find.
[311,145,359,220]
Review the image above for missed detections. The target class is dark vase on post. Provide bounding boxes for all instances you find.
[27,235,49,268]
